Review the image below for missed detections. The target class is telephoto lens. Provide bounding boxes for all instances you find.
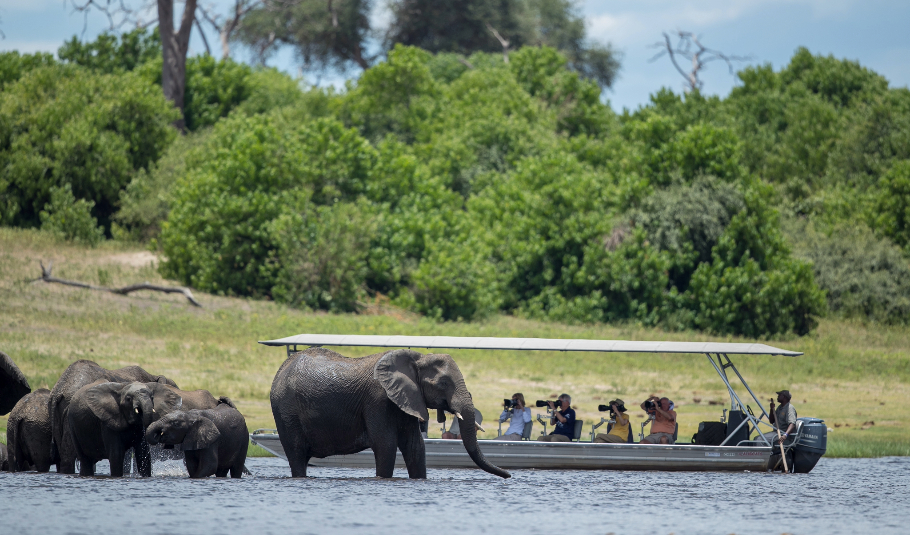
[535,400,552,408]
[503,398,517,409]
[644,400,657,411]
[598,404,610,412]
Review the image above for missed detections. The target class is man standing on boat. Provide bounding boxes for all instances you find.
[640,396,677,444]
[768,390,797,441]
[536,394,576,442]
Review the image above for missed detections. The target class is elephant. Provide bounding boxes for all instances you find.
[49,359,177,474]
[270,347,510,479]
[0,443,8,471]
[67,381,182,477]
[6,388,54,472]
[1,350,31,415]
[145,403,248,478]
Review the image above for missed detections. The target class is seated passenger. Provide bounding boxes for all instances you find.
[536,393,576,442]
[639,396,676,444]
[442,408,484,439]
[494,393,532,441]
[593,399,629,443]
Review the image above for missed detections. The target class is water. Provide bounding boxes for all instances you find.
[1,456,908,535]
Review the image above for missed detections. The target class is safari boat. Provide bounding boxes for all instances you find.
[250,335,828,473]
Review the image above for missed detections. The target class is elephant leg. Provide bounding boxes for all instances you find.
[397,418,427,479]
[184,452,200,478]
[57,428,78,474]
[108,447,126,478]
[136,441,153,477]
[191,450,218,479]
[215,468,228,478]
[229,463,244,478]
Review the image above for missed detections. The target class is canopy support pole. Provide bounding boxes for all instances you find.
[705,353,772,447]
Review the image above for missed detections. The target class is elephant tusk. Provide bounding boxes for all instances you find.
[152,408,156,413]
[134,408,139,414]
[455,412,464,421]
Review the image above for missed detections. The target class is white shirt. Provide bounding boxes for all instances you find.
[499,407,532,436]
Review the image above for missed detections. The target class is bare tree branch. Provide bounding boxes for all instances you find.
[649,31,750,92]
[35,261,202,307]
[194,15,211,55]
[197,0,261,59]
[485,22,509,64]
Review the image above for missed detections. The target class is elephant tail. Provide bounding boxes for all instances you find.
[242,464,252,476]
[217,396,236,409]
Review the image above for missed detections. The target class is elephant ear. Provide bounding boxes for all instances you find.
[182,415,220,451]
[374,349,429,422]
[147,383,183,417]
[84,383,130,431]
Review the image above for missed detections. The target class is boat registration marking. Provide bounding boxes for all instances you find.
[705,452,720,457]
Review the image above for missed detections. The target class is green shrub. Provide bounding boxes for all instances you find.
[0,65,179,231]
[0,51,56,90]
[58,28,160,74]
[39,184,105,246]
[870,160,910,249]
[159,113,376,296]
[271,201,377,312]
[790,223,910,324]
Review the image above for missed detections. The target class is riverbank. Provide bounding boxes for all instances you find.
[1,228,908,458]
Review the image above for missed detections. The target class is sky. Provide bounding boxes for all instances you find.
[1,0,908,112]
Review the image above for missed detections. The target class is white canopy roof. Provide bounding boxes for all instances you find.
[259,334,802,357]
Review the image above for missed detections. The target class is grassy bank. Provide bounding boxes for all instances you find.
[1,228,908,458]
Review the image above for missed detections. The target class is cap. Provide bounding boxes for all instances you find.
[776,390,791,398]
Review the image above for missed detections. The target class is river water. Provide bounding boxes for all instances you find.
[1,456,907,535]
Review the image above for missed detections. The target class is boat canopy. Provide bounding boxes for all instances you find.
[259,334,801,357]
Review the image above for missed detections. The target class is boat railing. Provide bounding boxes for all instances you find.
[589,417,615,442]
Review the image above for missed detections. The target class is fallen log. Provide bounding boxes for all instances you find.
[35,261,202,307]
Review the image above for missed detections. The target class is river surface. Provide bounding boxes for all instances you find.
[1,456,907,534]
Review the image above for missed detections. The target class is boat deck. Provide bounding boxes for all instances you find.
[250,434,773,472]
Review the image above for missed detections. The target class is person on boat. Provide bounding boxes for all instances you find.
[593,399,630,443]
[639,396,676,444]
[442,408,484,439]
[536,394,576,442]
[495,393,532,441]
[767,389,797,442]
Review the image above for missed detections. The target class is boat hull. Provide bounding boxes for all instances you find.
[250,435,772,472]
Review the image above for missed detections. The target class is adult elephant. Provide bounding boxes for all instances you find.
[271,347,510,479]
[6,388,54,472]
[1,350,31,415]
[49,360,177,474]
[67,381,182,477]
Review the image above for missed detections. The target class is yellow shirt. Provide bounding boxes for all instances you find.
[609,413,630,440]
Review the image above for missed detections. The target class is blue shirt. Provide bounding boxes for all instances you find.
[552,407,576,438]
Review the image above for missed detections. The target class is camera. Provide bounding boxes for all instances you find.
[598,403,626,414]
[536,400,556,408]
[644,400,658,411]
[503,398,518,409]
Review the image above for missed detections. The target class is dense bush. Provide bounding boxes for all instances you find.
[39,184,105,246]
[0,65,179,231]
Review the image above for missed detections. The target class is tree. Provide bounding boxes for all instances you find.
[385,0,620,90]
[650,31,748,92]
[236,0,373,71]
[68,0,204,130]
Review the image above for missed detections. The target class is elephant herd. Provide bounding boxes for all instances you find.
[2,345,511,480]
[1,351,247,478]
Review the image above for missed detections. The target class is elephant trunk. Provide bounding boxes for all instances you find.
[451,396,511,479]
[137,396,155,430]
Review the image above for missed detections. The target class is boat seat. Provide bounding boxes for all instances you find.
[673,423,678,442]
[573,420,584,441]
[521,420,534,440]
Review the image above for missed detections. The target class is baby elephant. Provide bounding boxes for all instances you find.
[145,403,248,478]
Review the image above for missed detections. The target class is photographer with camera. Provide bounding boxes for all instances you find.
[639,396,676,444]
[494,393,532,441]
[593,399,630,443]
[535,394,576,442]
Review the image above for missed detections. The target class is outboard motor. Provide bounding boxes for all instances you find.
[791,417,827,473]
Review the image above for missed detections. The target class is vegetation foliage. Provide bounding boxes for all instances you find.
[2,29,910,336]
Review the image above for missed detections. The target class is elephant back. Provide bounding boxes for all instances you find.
[275,347,378,395]
[1,350,31,415]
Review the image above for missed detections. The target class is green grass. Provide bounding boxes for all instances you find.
[1,227,908,458]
